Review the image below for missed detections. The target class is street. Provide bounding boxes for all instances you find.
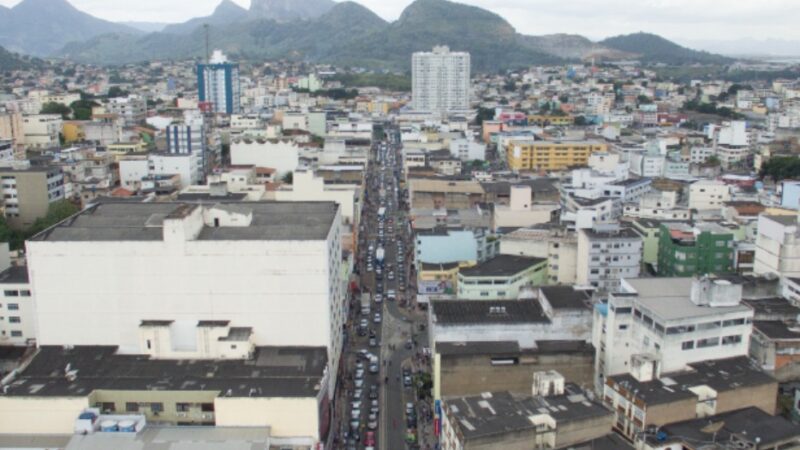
[333,125,434,450]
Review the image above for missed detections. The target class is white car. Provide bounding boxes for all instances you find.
[374,294,383,303]
[373,313,382,324]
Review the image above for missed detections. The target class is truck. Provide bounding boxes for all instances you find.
[360,293,371,315]
[377,207,386,219]
[376,247,385,265]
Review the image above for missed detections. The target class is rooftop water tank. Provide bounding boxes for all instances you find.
[100,420,118,432]
[117,420,136,432]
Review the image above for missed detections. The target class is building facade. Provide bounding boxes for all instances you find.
[657,223,735,277]
[197,50,241,115]
[576,227,642,292]
[411,46,470,113]
[507,140,608,172]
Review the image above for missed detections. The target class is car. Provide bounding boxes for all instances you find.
[360,319,368,328]
[370,405,379,415]
[388,272,395,280]
[350,419,359,431]
[357,327,367,337]
[369,363,379,374]
[350,408,360,419]
[369,337,378,347]
[356,362,364,370]
[355,369,365,379]
[368,420,378,430]
[369,328,376,338]
[369,387,379,398]
[404,375,413,387]
[365,431,376,447]
[374,294,383,303]
[406,402,415,415]
[353,388,362,398]
[373,313,382,323]
[366,265,373,272]
[355,378,364,388]
[387,289,396,298]
[351,400,362,410]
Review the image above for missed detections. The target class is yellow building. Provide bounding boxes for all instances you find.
[527,114,574,127]
[507,140,607,171]
[62,121,86,143]
[418,261,475,295]
[108,142,147,160]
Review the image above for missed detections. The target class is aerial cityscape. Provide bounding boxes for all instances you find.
[0,0,799,449]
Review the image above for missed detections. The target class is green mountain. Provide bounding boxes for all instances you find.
[249,0,336,22]
[161,0,248,35]
[0,45,46,71]
[0,0,138,56]
[601,32,734,65]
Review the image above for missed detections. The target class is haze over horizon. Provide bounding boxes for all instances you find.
[1,0,799,52]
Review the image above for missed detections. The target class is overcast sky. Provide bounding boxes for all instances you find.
[3,0,799,43]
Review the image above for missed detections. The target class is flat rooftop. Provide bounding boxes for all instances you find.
[64,426,274,450]
[624,278,752,322]
[436,340,593,357]
[2,346,327,398]
[31,201,338,242]
[0,265,29,284]
[460,255,546,278]
[444,387,611,442]
[432,300,549,325]
[656,407,799,447]
[539,286,592,310]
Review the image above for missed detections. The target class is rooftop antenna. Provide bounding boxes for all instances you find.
[204,23,210,63]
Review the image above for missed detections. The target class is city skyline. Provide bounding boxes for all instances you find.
[0,0,799,45]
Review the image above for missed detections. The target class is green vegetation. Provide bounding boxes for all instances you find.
[600,33,732,65]
[683,99,744,119]
[0,45,46,71]
[39,102,71,119]
[474,107,495,126]
[69,99,100,120]
[330,73,411,91]
[281,172,293,185]
[107,86,129,98]
[760,156,800,183]
[0,200,79,250]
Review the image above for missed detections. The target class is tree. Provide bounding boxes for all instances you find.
[637,95,653,105]
[40,102,71,119]
[760,156,800,183]
[26,200,79,237]
[503,80,516,92]
[70,99,99,121]
[281,172,294,184]
[107,86,128,98]
[474,107,495,126]
[573,115,588,126]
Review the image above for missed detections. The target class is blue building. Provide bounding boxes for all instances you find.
[197,50,240,115]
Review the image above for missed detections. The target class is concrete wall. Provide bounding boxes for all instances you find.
[438,352,594,398]
[214,397,319,440]
[554,413,613,448]
[0,396,90,434]
[715,381,777,416]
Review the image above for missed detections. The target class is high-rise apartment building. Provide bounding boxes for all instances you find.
[507,140,608,172]
[0,164,65,229]
[412,46,470,113]
[166,112,208,182]
[197,50,241,115]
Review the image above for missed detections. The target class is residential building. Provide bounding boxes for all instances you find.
[507,140,608,172]
[754,214,800,277]
[603,357,777,441]
[197,50,241,115]
[411,46,470,113]
[22,114,62,149]
[623,190,691,221]
[576,227,642,291]
[657,222,735,277]
[456,255,548,300]
[751,320,800,381]
[499,225,578,285]
[593,277,755,391]
[448,138,485,162]
[148,153,199,188]
[0,265,33,345]
[0,164,65,229]
[230,138,300,177]
[106,96,147,127]
[688,180,731,211]
[25,201,346,400]
[494,185,559,229]
[166,113,208,182]
[415,227,497,265]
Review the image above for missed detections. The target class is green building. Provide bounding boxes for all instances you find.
[457,255,547,300]
[657,222,735,277]
[631,218,662,266]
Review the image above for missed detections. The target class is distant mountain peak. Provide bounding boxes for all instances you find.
[600,32,733,65]
[249,0,336,21]
[214,0,247,15]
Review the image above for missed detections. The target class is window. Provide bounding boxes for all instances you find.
[10,331,21,337]
[8,317,20,323]
[619,324,628,330]
[19,290,30,297]
[722,318,746,327]
[722,335,742,345]
[615,307,632,314]
[98,402,115,413]
[150,402,164,413]
[697,321,721,331]
[697,337,720,348]
[682,341,695,350]
[126,402,139,412]
[176,403,190,412]
[3,290,18,297]
[7,303,18,311]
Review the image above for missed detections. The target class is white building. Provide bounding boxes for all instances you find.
[500,226,578,285]
[106,96,147,127]
[576,227,642,292]
[623,190,691,221]
[449,138,485,162]
[272,169,360,226]
[230,138,300,177]
[148,153,199,188]
[412,46,471,113]
[493,185,558,229]
[754,214,800,277]
[22,114,62,149]
[26,201,346,396]
[166,111,208,181]
[0,264,33,345]
[688,180,731,211]
[593,277,753,391]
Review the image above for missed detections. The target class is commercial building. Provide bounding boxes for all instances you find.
[440,379,613,450]
[507,140,607,172]
[499,225,578,285]
[0,265,33,345]
[576,227,642,292]
[0,345,330,446]
[603,357,777,441]
[493,185,560,229]
[411,46,470,113]
[754,214,800,277]
[166,113,208,182]
[448,138,485,162]
[657,222,735,277]
[0,164,65,229]
[457,255,547,300]
[593,277,754,391]
[197,50,241,115]
[415,227,497,265]
[25,201,346,399]
[230,138,300,177]
[106,96,147,127]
